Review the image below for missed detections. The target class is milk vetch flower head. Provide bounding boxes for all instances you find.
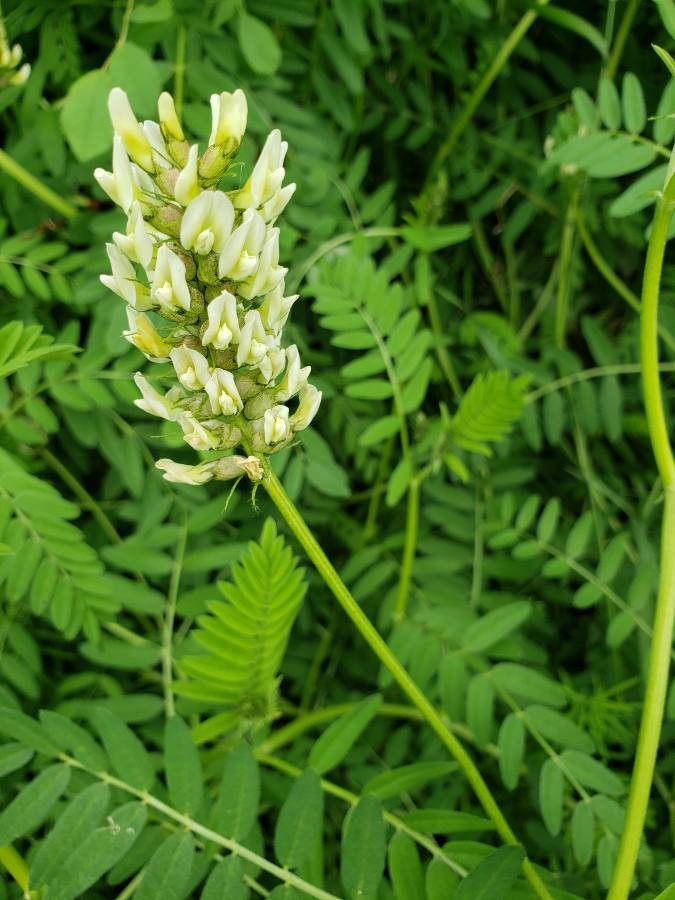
[98,87,321,486]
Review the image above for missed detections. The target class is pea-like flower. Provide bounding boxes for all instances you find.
[98,87,322,486]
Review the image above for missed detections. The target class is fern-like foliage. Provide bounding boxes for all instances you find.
[0,320,78,381]
[448,370,530,457]
[0,449,118,640]
[175,519,306,734]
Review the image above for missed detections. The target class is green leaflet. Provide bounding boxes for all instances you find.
[175,519,306,730]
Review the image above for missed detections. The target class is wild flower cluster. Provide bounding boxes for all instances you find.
[96,88,321,486]
[0,19,30,88]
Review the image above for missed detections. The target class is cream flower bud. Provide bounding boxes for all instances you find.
[150,245,191,313]
[123,309,172,361]
[264,405,290,445]
[208,89,247,148]
[177,413,222,451]
[156,458,216,484]
[275,346,310,401]
[9,62,30,86]
[170,346,211,391]
[112,201,154,268]
[256,345,286,384]
[212,454,264,481]
[261,182,296,223]
[258,283,298,335]
[142,120,170,170]
[174,144,201,206]
[108,87,154,171]
[180,191,234,255]
[204,368,243,416]
[158,92,185,141]
[237,310,271,368]
[290,384,322,432]
[94,136,135,212]
[218,209,266,280]
[234,129,287,210]
[133,373,179,420]
[239,227,287,301]
[100,243,150,309]
[202,290,240,350]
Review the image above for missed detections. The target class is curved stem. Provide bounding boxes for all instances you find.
[262,465,554,900]
[0,148,77,220]
[555,184,580,348]
[423,0,550,193]
[393,477,419,622]
[608,188,675,899]
[604,0,642,80]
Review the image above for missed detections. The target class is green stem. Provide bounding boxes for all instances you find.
[0,148,77,220]
[604,0,642,81]
[608,188,675,899]
[424,267,462,399]
[393,477,419,622]
[423,0,550,192]
[162,512,187,718]
[577,216,675,353]
[262,465,554,900]
[174,24,187,116]
[554,184,580,348]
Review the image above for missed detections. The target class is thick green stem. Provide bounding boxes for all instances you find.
[162,514,187,718]
[0,148,77,220]
[423,0,550,192]
[393,477,419,622]
[262,465,554,900]
[608,190,675,899]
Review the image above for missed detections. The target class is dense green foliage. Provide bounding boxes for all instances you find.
[1,0,675,898]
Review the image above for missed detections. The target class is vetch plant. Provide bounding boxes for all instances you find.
[99,87,555,898]
[98,87,320,488]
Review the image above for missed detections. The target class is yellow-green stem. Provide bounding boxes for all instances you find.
[393,477,419,622]
[608,188,675,899]
[0,148,77,220]
[162,513,187,718]
[0,845,30,895]
[605,0,642,80]
[262,465,554,900]
[424,0,550,192]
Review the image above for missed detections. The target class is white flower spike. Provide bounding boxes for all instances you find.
[100,87,321,483]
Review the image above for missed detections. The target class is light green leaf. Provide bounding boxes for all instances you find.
[461,601,532,653]
[164,715,203,817]
[341,795,386,900]
[560,750,625,796]
[498,713,525,790]
[363,761,456,800]
[30,783,111,889]
[135,831,194,900]
[61,69,114,161]
[201,856,248,900]
[214,741,260,840]
[309,694,382,775]
[237,13,282,75]
[92,707,155,790]
[46,802,147,900]
[539,758,564,836]
[0,764,70,845]
[401,809,493,834]
[622,72,647,134]
[274,768,323,869]
[388,833,425,900]
[454,845,525,899]
[571,801,595,867]
[400,223,472,252]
